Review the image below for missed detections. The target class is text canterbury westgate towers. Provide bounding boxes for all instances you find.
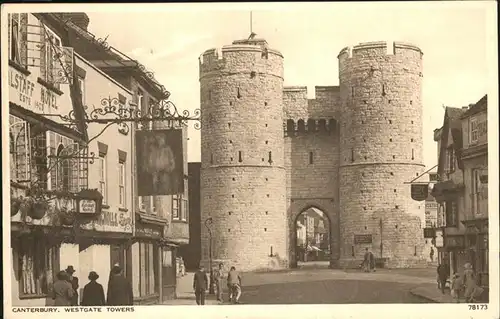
[199,37,426,271]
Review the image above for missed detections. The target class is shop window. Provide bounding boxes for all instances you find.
[9,115,29,183]
[118,156,126,209]
[41,25,63,89]
[17,236,59,298]
[172,195,180,220]
[445,200,458,227]
[139,242,159,297]
[98,152,108,205]
[8,13,28,66]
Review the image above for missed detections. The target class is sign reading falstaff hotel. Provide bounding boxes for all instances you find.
[9,67,59,112]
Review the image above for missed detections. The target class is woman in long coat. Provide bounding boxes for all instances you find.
[52,271,74,306]
[81,271,106,306]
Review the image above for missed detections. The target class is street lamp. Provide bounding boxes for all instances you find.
[204,217,214,295]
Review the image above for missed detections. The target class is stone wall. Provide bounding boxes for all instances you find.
[337,41,426,267]
[199,41,288,271]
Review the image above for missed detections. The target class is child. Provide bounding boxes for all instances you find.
[450,273,462,303]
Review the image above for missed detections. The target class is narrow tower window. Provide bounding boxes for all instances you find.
[351,149,354,162]
[411,149,415,160]
[209,90,212,100]
[268,151,272,164]
[238,151,243,163]
[210,153,213,164]
[309,152,314,164]
[237,87,241,99]
[228,123,231,128]
[382,84,386,96]
[351,87,355,97]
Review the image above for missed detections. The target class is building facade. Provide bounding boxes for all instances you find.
[432,107,468,273]
[198,38,428,271]
[59,14,190,303]
[7,12,134,306]
[460,95,488,292]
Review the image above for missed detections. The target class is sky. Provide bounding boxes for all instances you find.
[78,2,495,167]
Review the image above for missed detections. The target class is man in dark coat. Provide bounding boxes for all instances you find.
[81,271,106,306]
[107,265,134,306]
[65,265,79,306]
[193,265,208,305]
[437,262,449,294]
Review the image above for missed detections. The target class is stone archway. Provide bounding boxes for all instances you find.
[287,200,338,269]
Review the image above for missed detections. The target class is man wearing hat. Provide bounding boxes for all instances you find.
[81,271,106,306]
[107,265,133,306]
[65,266,79,306]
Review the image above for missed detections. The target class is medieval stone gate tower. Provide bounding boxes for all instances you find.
[337,42,426,268]
[199,38,426,271]
[199,38,288,271]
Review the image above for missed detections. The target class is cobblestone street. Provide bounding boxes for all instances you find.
[169,266,437,305]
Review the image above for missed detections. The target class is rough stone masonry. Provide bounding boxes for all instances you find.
[199,38,427,272]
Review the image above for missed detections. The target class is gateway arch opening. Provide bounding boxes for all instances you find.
[294,207,331,269]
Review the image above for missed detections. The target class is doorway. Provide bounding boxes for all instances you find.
[293,207,331,269]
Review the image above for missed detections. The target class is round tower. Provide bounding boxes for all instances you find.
[199,38,287,271]
[338,41,426,268]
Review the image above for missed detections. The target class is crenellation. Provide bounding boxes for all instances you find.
[200,39,427,271]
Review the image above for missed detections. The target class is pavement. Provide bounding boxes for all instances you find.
[162,265,448,305]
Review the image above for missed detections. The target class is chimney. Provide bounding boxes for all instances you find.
[59,12,90,30]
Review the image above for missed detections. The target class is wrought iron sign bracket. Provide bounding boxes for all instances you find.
[47,152,97,164]
[41,96,201,137]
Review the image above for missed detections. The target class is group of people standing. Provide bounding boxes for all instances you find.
[193,263,242,305]
[52,264,133,306]
[437,262,485,303]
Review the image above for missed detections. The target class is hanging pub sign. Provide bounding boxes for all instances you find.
[76,189,103,215]
[136,129,184,196]
[411,184,429,201]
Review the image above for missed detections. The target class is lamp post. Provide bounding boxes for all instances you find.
[204,217,214,295]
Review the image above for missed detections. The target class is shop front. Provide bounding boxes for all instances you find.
[132,216,176,305]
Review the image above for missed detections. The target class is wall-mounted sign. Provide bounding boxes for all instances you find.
[80,210,133,233]
[411,184,429,201]
[135,222,163,239]
[8,67,59,113]
[354,234,372,244]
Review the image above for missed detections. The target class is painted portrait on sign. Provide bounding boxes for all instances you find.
[136,129,184,196]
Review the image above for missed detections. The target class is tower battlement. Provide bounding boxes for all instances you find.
[199,41,283,79]
[338,41,423,62]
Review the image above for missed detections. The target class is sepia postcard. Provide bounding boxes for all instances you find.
[1,2,498,319]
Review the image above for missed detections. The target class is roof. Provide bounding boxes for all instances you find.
[461,94,487,118]
[436,107,466,172]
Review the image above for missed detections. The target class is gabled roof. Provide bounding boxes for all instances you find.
[461,94,487,118]
[436,107,466,173]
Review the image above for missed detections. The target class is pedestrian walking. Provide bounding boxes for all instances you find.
[227,266,242,304]
[52,271,74,306]
[107,265,134,306]
[65,265,79,306]
[437,262,449,294]
[463,263,484,303]
[363,248,370,272]
[369,250,375,272]
[213,263,224,302]
[450,273,462,303]
[81,271,106,306]
[430,247,435,262]
[193,265,209,305]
